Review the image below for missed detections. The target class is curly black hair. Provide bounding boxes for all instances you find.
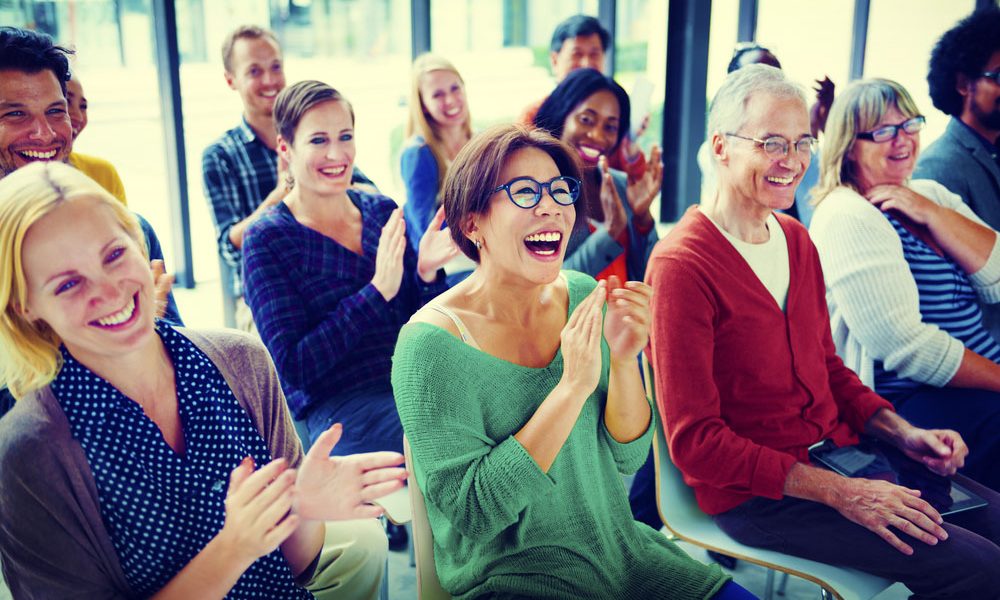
[927,7,1000,117]
[0,26,73,94]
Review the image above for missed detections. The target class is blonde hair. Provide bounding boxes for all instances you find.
[812,78,921,204]
[0,161,145,398]
[405,53,473,198]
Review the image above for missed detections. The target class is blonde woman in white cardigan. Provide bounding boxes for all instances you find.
[810,78,1000,490]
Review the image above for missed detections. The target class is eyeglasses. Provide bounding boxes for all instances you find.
[981,71,1000,85]
[725,133,817,158]
[856,116,925,143]
[490,176,581,209]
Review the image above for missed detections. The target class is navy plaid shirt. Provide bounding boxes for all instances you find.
[242,190,447,419]
[202,118,372,296]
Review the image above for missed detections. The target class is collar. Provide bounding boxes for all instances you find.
[952,117,999,153]
[237,116,259,143]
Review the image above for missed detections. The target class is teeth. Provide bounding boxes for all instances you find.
[766,175,793,185]
[534,249,556,256]
[19,149,58,159]
[579,147,601,158]
[261,90,277,97]
[320,166,347,176]
[444,107,461,117]
[524,232,562,243]
[889,153,910,160]
[96,296,135,327]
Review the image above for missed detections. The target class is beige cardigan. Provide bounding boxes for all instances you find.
[0,328,304,599]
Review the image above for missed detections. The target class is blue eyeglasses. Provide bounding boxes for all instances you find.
[981,71,1000,85]
[490,176,582,209]
[856,116,925,143]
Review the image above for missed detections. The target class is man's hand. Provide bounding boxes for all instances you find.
[897,427,968,476]
[831,476,947,555]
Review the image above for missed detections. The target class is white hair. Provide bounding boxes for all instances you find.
[706,64,807,141]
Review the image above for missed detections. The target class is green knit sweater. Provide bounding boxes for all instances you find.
[392,270,728,599]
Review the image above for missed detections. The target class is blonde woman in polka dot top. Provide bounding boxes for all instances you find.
[0,162,407,599]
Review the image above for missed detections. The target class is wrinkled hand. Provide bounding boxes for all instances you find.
[832,476,947,555]
[598,157,628,239]
[417,206,460,282]
[898,427,968,476]
[625,145,663,224]
[560,281,606,397]
[602,276,652,361]
[217,457,300,568]
[151,259,175,319]
[371,209,407,301]
[294,423,407,521]
[865,185,941,226]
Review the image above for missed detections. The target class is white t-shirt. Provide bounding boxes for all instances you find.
[706,212,790,310]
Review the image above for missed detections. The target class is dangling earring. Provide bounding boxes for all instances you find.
[284,174,295,190]
[474,239,482,250]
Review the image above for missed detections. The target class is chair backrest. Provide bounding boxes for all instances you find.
[403,436,451,600]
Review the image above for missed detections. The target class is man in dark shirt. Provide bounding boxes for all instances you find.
[916,7,1000,338]
[203,26,374,332]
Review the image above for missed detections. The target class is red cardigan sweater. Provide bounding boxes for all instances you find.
[646,208,893,515]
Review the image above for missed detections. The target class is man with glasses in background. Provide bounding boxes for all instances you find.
[916,7,1000,339]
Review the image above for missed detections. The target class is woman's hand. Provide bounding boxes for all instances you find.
[150,259,175,319]
[371,208,407,301]
[559,280,607,397]
[865,185,942,226]
[897,426,968,476]
[625,144,663,229]
[603,276,652,361]
[598,157,628,239]
[216,457,300,570]
[294,423,407,521]
[830,476,948,555]
[417,206,460,282]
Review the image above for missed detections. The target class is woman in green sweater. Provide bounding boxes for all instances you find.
[392,124,741,599]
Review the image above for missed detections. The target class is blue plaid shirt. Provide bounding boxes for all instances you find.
[202,118,372,296]
[242,190,447,419]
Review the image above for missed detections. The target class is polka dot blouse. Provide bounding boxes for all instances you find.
[51,324,312,598]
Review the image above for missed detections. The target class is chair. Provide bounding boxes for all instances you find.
[643,358,896,600]
[403,436,451,600]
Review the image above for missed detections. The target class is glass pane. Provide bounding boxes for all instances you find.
[756,0,854,127]
[706,0,740,103]
[865,0,976,145]
[615,0,667,152]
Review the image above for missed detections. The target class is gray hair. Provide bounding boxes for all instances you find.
[706,64,807,141]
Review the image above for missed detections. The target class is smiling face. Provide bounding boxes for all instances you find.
[419,69,468,130]
[280,99,356,197]
[551,33,605,82]
[65,76,88,140]
[19,196,156,366]
[716,91,811,211]
[849,104,919,190]
[226,36,285,121]
[561,89,621,167]
[471,146,576,284]
[0,69,72,178]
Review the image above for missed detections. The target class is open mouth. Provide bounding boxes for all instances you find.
[17,148,59,162]
[765,175,795,186]
[888,151,911,161]
[444,106,463,118]
[575,144,604,164]
[261,90,278,98]
[90,293,138,329]
[319,165,348,177]
[523,231,563,257]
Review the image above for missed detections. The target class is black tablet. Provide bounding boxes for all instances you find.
[808,438,987,516]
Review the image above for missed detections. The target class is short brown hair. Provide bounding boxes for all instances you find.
[221,25,279,73]
[273,80,355,144]
[442,124,583,262]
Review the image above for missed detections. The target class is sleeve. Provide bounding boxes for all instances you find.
[0,420,127,599]
[914,179,1000,304]
[810,193,965,387]
[563,226,625,276]
[202,145,246,269]
[391,325,556,542]
[600,398,655,475]
[400,143,440,252]
[616,173,658,281]
[648,255,796,500]
[134,213,184,327]
[241,221,390,404]
[608,143,648,183]
[104,163,127,206]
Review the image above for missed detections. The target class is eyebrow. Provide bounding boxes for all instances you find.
[43,237,122,286]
